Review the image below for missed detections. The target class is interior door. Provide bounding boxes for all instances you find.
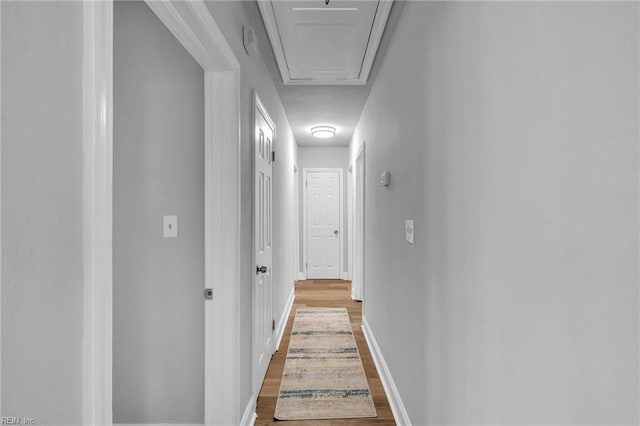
[253,94,275,392]
[305,169,342,279]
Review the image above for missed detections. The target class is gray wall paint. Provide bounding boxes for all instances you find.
[298,147,349,277]
[204,0,298,415]
[350,2,639,425]
[113,2,204,423]
[1,2,84,424]
[0,1,299,424]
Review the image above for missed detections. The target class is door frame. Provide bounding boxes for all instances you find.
[302,168,344,280]
[347,163,354,287]
[252,91,276,397]
[292,164,302,281]
[82,1,243,425]
[352,144,365,301]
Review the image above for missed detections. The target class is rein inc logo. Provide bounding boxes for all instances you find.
[1,418,36,425]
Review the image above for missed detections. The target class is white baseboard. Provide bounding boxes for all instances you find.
[240,394,257,426]
[275,287,295,351]
[341,272,350,280]
[114,397,258,426]
[297,271,306,280]
[361,317,412,426]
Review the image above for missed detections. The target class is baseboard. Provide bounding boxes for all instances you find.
[297,271,306,280]
[114,401,258,426]
[361,317,412,426]
[275,286,295,351]
[240,394,257,426]
[341,272,350,280]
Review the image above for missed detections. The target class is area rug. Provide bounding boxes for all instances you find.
[274,307,377,420]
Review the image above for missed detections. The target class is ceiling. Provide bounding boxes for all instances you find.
[246,0,403,147]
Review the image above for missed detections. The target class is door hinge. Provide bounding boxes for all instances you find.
[272,151,276,162]
[272,319,275,331]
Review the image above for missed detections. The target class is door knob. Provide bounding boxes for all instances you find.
[256,265,267,274]
[334,230,339,236]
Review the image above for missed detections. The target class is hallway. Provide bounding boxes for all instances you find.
[1,1,638,424]
[255,280,395,425]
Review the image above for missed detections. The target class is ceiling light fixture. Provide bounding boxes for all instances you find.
[311,126,336,139]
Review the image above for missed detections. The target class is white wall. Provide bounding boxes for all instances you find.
[113,2,204,423]
[204,0,298,415]
[1,2,84,424]
[351,2,639,425]
[298,147,349,278]
[0,1,298,424]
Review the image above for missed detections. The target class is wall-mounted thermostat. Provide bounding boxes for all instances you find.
[380,171,391,187]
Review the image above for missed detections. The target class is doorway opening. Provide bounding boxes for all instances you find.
[82,1,242,424]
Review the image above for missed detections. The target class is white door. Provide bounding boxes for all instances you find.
[305,169,342,279]
[253,94,274,393]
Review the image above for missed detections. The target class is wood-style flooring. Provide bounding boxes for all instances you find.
[255,279,396,425]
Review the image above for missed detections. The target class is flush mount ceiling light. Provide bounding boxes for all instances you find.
[311,126,336,139]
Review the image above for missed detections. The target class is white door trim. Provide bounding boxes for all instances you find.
[347,163,354,287]
[292,164,300,282]
[82,2,113,424]
[352,143,365,301]
[82,1,242,425]
[302,168,344,280]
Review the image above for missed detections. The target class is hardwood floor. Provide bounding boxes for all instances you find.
[255,280,396,426]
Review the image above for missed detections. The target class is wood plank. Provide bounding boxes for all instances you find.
[255,280,396,426]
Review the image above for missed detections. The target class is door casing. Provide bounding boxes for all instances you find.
[351,144,365,302]
[293,165,303,281]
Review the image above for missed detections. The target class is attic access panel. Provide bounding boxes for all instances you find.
[258,0,393,85]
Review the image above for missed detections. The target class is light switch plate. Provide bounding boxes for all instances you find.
[405,219,414,244]
[163,215,178,238]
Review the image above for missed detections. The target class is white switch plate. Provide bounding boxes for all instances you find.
[163,215,178,238]
[405,219,414,244]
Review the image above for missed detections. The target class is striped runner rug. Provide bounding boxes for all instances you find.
[274,307,377,420]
